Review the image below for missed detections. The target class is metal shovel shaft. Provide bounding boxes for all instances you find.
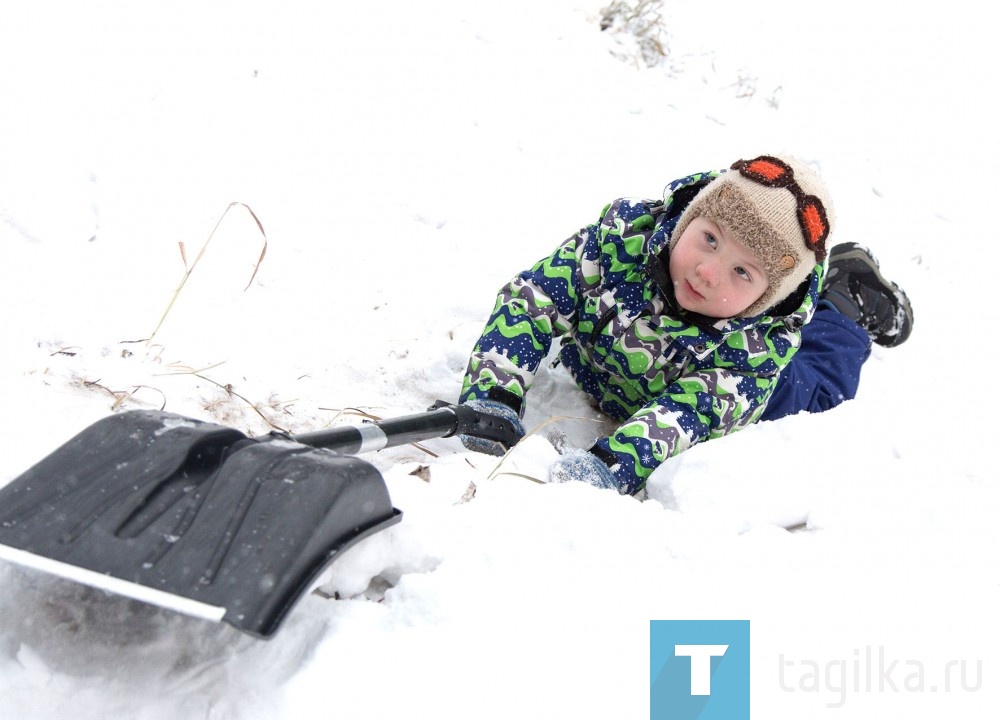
[290,401,520,455]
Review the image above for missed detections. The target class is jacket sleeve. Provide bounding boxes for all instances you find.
[592,346,790,495]
[459,222,595,410]
[459,198,650,410]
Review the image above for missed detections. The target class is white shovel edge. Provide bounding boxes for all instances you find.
[0,542,227,622]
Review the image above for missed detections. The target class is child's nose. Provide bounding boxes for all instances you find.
[696,261,719,286]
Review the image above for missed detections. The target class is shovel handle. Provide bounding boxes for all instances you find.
[289,401,521,456]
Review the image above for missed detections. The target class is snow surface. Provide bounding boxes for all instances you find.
[1,1,997,717]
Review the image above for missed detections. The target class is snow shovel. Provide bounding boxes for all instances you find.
[0,401,519,639]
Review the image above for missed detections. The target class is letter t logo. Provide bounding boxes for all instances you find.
[674,644,729,695]
[650,620,750,719]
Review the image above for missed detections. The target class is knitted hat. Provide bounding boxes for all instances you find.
[670,155,835,317]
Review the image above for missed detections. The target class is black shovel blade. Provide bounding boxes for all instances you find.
[0,410,401,638]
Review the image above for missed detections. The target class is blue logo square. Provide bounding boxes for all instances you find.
[650,620,750,720]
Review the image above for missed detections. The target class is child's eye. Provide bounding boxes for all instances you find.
[704,232,717,248]
[735,266,752,282]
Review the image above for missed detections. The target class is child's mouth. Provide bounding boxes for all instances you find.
[685,280,705,301]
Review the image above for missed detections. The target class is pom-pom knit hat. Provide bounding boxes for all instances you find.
[670,155,835,318]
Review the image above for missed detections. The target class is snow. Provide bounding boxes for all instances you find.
[1,0,997,717]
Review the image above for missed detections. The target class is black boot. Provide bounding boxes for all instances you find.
[822,243,914,347]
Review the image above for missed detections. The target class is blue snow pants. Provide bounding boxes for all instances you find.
[760,302,872,422]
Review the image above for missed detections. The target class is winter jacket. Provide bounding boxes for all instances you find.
[460,168,825,494]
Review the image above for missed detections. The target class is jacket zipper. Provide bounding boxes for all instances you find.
[589,306,618,345]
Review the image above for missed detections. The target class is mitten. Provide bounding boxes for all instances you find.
[459,399,526,456]
[548,449,620,492]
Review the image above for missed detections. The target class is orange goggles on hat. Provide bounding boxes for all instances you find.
[731,156,830,261]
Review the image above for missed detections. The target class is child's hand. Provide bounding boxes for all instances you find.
[458,399,525,456]
[549,449,621,492]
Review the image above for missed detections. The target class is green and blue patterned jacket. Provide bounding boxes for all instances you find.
[460,169,825,494]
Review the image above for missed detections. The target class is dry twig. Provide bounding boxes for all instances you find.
[147,202,268,346]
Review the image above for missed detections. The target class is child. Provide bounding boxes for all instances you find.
[458,155,913,494]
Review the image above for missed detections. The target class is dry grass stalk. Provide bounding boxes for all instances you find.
[81,378,167,411]
[600,0,669,67]
[159,361,291,433]
[147,202,268,346]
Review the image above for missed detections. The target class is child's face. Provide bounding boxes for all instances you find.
[669,216,768,318]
